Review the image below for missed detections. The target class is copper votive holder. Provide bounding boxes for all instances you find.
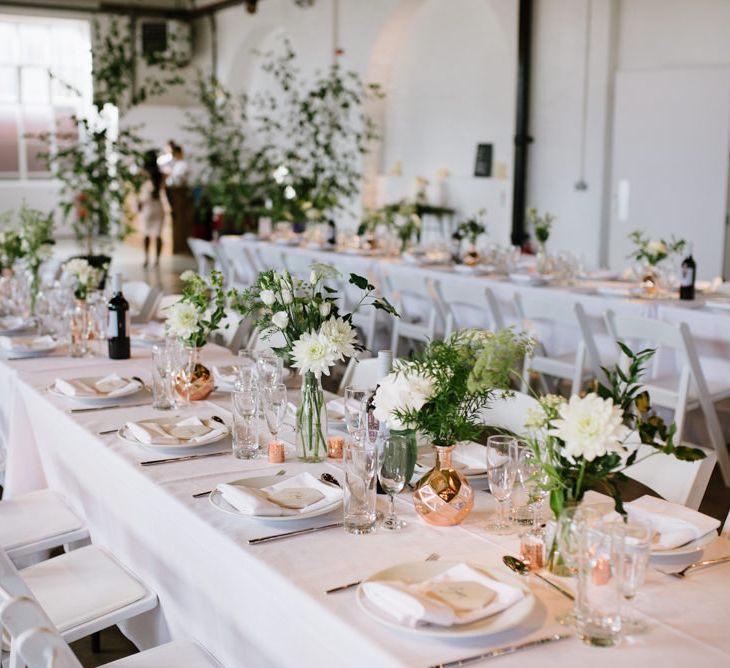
[268,441,285,464]
[327,437,344,459]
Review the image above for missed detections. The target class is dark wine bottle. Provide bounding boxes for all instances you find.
[679,245,696,301]
[107,273,130,359]
[326,220,337,246]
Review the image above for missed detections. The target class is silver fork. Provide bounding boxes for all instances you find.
[325,552,441,594]
[192,469,286,498]
[665,555,730,578]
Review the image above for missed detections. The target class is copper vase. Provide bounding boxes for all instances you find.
[412,445,474,526]
[175,346,215,401]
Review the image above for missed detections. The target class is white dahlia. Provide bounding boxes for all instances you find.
[291,331,337,377]
[165,302,200,340]
[320,316,357,360]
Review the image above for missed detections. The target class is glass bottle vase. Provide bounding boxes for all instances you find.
[536,241,549,275]
[296,371,328,462]
[412,445,474,526]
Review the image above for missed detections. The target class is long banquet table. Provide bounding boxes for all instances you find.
[3,345,730,667]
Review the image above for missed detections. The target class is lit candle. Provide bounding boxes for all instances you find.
[327,437,344,459]
[268,441,285,464]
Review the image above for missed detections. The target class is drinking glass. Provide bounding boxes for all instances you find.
[576,519,625,647]
[514,444,549,527]
[343,429,381,535]
[378,432,410,531]
[177,345,198,406]
[232,385,259,459]
[610,518,652,635]
[151,345,175,410]
[237,348,257,385]
[486,435,518,534]
[343,386,371,435]
[256,351,283,388]
[262,383,288,443]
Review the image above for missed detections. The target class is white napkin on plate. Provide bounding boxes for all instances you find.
[626,495,720,550]
[0,335,54,351]
[126,416,227,445]
[217,471,342,517]
[55,373,140,398]
[361,563,524,628]
[455,442,488,473]
[213,365,239,385]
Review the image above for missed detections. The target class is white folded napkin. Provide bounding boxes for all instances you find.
[55,374,140,398]
[455,442,489,473]
[0,335,54,351]
[126,416,227,445]
[217,471,342,517]
[361,563,524,628]
[0,316,25,331]
[213,365,239,385]
[325,398,362,419]
[626,495,720,551]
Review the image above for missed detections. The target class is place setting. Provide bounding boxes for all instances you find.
[0,333,60,359]
[47,373,147,405]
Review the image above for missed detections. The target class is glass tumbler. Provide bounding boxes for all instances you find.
[232,385,260,459]
[343,430,380,535]
[151,345,174,410]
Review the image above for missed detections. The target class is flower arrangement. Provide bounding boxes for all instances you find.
[358,203,421,252]
[165,270,228,348]
[18,205,55,312]
[452,209,487,247]
[628,230,686,267]
[527,208,554,244]
[374,328,533,446]
[0,224,23,272]
[525,344,705,518]
[63,258,101,300]
[232,263,397,460]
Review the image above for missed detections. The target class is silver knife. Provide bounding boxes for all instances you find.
[249,522,343,545]
[69,402,150,414]
[140,450,230,466]
[430,633,572,668]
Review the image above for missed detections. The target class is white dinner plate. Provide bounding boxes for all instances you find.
[508,273,553,287]
[0,337,58,359]
[117,417,229,449]
[0,316,32,335]
[47,376,145,404]
[209,472,343,522]
[650,530,717,558]
[356,560,535,638]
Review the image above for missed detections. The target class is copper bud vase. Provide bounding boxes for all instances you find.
[412,445,474,526]
[176,361,215,401]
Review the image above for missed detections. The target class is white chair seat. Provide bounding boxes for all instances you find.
[21,546,155,641]
[643,374,730,408]
[0,490,87,559]
[105,640,220,667]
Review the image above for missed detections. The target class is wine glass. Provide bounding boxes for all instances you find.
[262,383,288,444]
[343,386,371,435]
[256,351,283,387]
[486,435,518,534]
[177,345,197,406]
[378,432,410,531]
[237,348,257,386]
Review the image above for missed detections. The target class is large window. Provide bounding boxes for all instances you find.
[0,14,91,179]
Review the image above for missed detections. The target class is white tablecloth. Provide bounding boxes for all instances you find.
[3,348,730,667]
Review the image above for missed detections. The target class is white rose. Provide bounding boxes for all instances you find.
[260,289,276,306]
[319,301,331,317]
[646,240,667,255]
[165,302,200,340]
[280,289,293,305]
[272,311,289,329]
[549,394,630,462]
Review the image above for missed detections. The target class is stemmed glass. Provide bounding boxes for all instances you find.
[177,345,197,406]
[256,351,283,388]
[343,386,371,436]
[237,348,257,386]
[262,383,288,445]
[378,432,410,531]
[486,435,518,534]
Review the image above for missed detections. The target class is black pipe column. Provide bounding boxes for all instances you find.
[511,0,534,247]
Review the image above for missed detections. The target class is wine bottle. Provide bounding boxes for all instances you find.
[107,273,130,359]
[679,244,696,301]
[326,220,337,246]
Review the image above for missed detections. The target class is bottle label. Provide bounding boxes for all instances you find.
[108,311,117,339]
[680,265,695,288]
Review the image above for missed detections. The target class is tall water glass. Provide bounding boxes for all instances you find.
[343,386,371,435]
[343,430,380,534]
[232,385,259,459]
[379,432,410,530]
[262,383,288,443]
[576,519,625,647]
[151,345,174,410]
[486,435,518,534]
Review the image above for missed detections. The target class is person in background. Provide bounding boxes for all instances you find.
[139,150,167,268]
[157,139,175,176]
[167,143,189,187]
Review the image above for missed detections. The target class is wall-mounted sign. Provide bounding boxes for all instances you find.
[474,143,493,177]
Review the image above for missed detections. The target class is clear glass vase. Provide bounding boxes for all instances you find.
[296,371,328,462]
[412,445,474,526]
[536,241,549,275]
[69,298,90,358]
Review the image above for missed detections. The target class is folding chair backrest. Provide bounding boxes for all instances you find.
[122,281,151,312]
[248,329,287,353]
[433,281,504,337]
[479,391,541,436]
[514,291,578,329]
[16,625,82,668]
[256,246,285,271]
[338,355,380,394]
[187,238,217,277]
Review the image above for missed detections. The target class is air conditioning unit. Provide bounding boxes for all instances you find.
[139,19,192,66]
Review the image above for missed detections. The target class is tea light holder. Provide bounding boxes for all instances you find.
[268,441,285,464]
[327,436,344,459]
[519,527,546,571]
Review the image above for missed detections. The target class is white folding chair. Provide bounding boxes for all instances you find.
[605,310,730,485]
[155,293,182,320]
[255,244,285,272]
[248,328,287,353]
[219,236,258,288]
[514,293,597,395]
[0,489,88,562]
[624,443,715,510]
[0,594,220,668]
[123,281,162,325]
[187,238,217,277]
[338,354,380,394]
[282,253,314,282]
[0,544,157,646]
[211,239,232,287]
[432,280,505,337]
[479,390,541,435]
[382,268,442,357]
[213,309,251,353]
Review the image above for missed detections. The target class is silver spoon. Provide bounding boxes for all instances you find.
[502,555,575,601]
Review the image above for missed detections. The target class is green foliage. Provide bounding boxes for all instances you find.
[0,214,23,270]
[628,230,686,267]
[394,329,533,447]
[526,207,554,244]
[452,209,487,245]
[177,270,228,348]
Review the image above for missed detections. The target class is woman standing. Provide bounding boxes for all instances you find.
[139,150,166,268]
